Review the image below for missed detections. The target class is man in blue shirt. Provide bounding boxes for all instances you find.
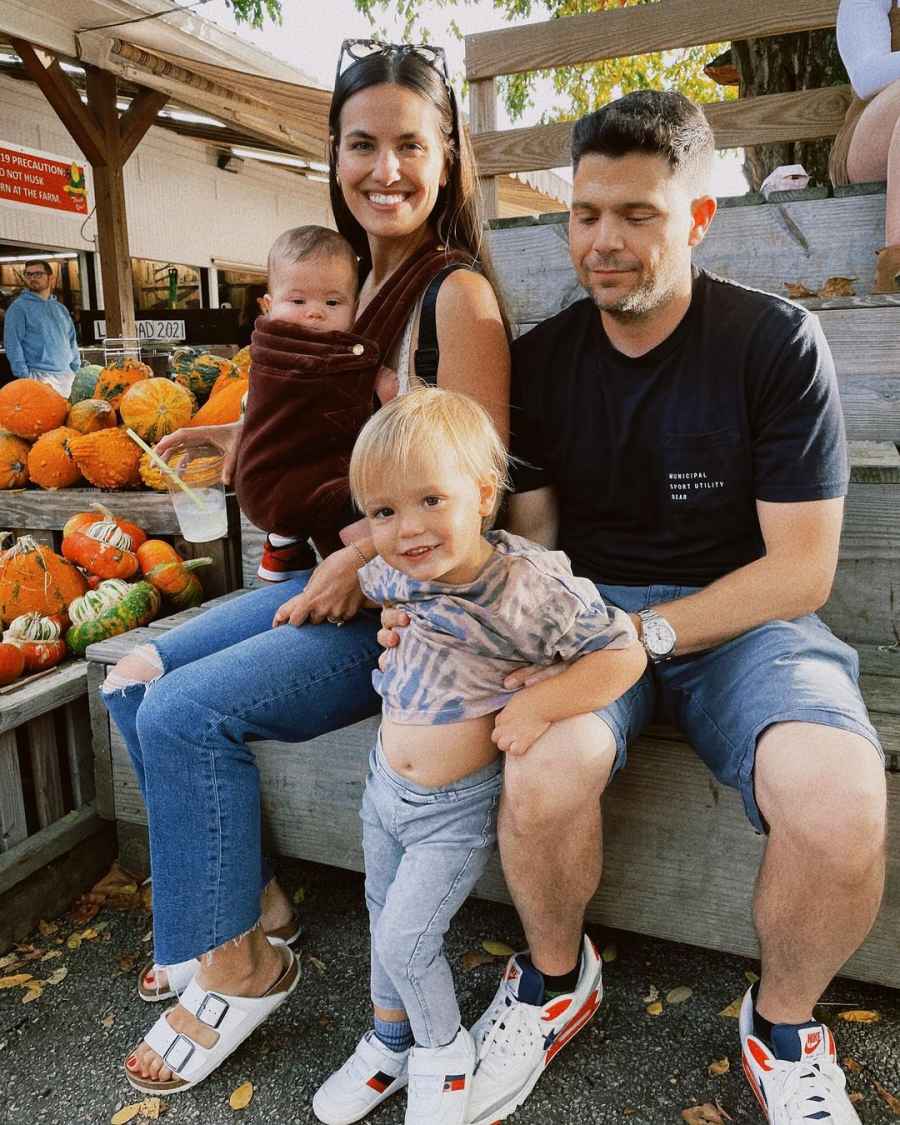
[3,260,80,396]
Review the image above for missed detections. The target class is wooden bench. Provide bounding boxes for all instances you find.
[88,188,900,990]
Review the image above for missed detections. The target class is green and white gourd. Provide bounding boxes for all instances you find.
[68,579,132,626]
[85,520,134,552]
[4,612,65,642]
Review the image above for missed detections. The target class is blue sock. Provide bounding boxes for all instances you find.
[373,1015,413,1053]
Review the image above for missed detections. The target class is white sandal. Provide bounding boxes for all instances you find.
[125,946,300,1095]
[137,912,303,1002]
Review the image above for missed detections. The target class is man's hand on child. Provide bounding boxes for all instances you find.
[492,695,551,756]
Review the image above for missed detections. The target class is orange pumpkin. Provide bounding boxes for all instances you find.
[0,380,69,439]
[94,359,152,409]
[139,448,179,492]
[69,428,142,490]
[0,642,25,685]
[188,378,248,427]
[119,378,195,443]
[67,398,117,435]
[0,430,31,489]
[232,346,251,375]
[26,426,83,490]
[0,536,87,625]
[210,365,247,398]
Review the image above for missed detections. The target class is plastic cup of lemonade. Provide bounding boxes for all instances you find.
[165,446,229,542]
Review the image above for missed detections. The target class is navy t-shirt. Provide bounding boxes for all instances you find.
[511,270,849,587]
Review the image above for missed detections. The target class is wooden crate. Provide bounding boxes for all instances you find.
[1,488,245,603]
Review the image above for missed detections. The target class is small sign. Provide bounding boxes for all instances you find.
[0,140,88,216]
[94,319,187,341]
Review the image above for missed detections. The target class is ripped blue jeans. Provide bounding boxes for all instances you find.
[102,573,381,965]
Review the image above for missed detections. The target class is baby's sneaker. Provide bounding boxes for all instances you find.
[312,1030,408,1125]
[405,1026,475,1125]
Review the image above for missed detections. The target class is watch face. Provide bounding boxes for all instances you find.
[644,616,676,657]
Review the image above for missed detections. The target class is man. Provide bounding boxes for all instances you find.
[3,260,81,396]
[382,91,886,1125]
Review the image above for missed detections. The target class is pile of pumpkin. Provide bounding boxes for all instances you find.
[0,346,249,492]
[0,507,212,686]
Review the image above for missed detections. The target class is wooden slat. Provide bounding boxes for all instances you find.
[470,78,499,220]
[86,661,114,821]
[1,490,182,534]
[240,512,267,589]
[0,662,87,736]
[841,483,900,559]
[822,558,900,646]
[64,695,94,809]
[472,87,852,177]
[848,441,900,482]
[28,713,64,829]
[84,627,163,666]
[836,377,900,444]
[0,804,102,897]
[0,729,27,852]
[465,0,839,80]
[118,86,169,163]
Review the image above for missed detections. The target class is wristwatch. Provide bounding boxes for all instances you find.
[638,609,677,663]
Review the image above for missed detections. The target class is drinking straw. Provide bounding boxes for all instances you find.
[125,428,210,511]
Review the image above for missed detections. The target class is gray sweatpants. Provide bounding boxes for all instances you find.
[361,733,502,1047]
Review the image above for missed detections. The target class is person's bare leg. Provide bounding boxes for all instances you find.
[847,78,900,243]
[752,723,886,1024]
[127,926,285,1082]
[499,714,616,975]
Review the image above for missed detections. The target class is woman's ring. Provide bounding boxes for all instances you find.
[327,615,345,627]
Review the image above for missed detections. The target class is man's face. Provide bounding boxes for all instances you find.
[23,265,52,295]
[568,151,709,319]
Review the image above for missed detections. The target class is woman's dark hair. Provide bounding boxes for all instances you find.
[327,48,507,320]
[571,90,714,189]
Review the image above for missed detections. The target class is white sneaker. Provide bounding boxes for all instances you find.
[312,1030,408,1125]
[467,935,603,1124]
[739,987,862,1124]
[405,1027,475,1125]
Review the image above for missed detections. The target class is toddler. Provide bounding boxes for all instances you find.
[312,388,647,1125]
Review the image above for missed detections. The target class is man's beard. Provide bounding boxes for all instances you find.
[586,259,679,322]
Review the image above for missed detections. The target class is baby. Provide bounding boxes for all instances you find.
[312,388,647,1125]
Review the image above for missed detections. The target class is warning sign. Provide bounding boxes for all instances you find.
[0,140,89,216]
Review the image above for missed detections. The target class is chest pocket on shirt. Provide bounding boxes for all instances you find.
[663,428,748,519]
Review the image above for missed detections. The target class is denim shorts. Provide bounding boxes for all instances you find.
[593,584,883,833]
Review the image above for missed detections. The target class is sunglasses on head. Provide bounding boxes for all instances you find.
[335,39,452,93]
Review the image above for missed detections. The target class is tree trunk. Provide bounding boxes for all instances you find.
[732,33,848,190]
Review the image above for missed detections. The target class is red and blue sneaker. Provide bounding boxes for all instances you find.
[739,987,862,1124]
[466,935,603,1124]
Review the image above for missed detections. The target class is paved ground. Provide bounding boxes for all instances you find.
[1,858,897,1125]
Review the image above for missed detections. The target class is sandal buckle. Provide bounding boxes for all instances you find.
[162,1033,195,1072]
[196,992,229,1028]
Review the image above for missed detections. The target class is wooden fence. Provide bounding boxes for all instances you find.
[467,0,847,214]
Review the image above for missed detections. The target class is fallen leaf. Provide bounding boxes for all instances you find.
[0,974,33,989]
[47,967,68,986]
[40,950,63,962]
[142,931,153,944]
[642,985,659,1004]
[817,276,856,298]
[715,1099,733,1122]
[874,1083,900,1116]
[462,950,495,972]
[93,921,110,933]
[838,1010,880,1023]
[14,943,36,953]
[67,933,82,951]
[666,986,693,1005]
[681,1104,725,1125]
[744,970,760,985]
[292,887,306,905]
[139,1096,166,1119]
[645,1000,664,1017]
[69,898,101,927]
[0,954,19,970]
[229,1081,254,1110]
[482,940,515,958]
[22,982,44,1003]
[719,998,742,1019]
[141,885,153,912]
[784,281,817,299]
[101,1013,115,1028]
[623,1110,637,1118]
[849,1092,864,1105]
[843,1057,862,1073]
[708,1058,730,1076]
[602,942,618,963]
[307,955,327,974]
[38,919,58,937]
[80,928,98,941]
[118,954,138,973]
[20,948,44,963]
[110,1104,143,1124]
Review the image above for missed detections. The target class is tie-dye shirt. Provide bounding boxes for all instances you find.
[358,530,636,725]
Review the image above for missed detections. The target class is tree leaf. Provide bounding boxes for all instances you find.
[139,1096,166,1119]
[837,1010,880,1023]
[80,928,98,941]
[38,919,58,937]
[666,986,693,1005]
[744,970,760,985]
[719,998,742,1019]
[463,950,496,972]
[307,956,327,975]
[681,1104,725,1125]
[47,967,68,986]
[843,1057,862,1073]
[22,982,44,1003]
[101,1013,115,1028]
[66,933,82,951]
[645,1000,663,1017]
[708,1058,730,1076]
[110,1104,143,1124]
[40,950,63,962]
[849,1092,864,1105]
[229,1081,254,1109]
[642,985,659,1004]
[0,974,33,989]
[873,1083,900,1116]
[601,942,617,963]
[0,954,19,970]
[482,940,515,957]
[292,887,306,905]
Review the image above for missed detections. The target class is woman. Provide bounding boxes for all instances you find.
[109,40,510,1095]
[832,0,900,291]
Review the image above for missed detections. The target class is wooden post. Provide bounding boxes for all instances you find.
[470,78,499,220]
[10,39,167,340]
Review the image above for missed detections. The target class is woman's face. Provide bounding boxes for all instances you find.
[336,83,449,243]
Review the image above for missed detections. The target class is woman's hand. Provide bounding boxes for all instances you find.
[376,606,410,670]
[154,421,243,486]
[272,546,366,628]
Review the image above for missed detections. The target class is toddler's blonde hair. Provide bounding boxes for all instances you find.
[350,387,510,523]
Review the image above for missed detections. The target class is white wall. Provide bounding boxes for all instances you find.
[0,73,331,274]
